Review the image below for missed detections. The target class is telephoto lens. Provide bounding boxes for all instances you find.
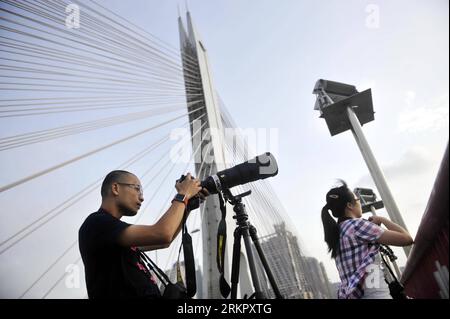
[201,152,278,194]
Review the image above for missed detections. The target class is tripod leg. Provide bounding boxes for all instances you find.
[230,227,242,299]
[391,260,402,279]
[241,226,265,299]
[249,225,284,299]
[226,194,266,299]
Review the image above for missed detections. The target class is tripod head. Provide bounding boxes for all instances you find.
[221,187,252,206]
[379,244,398,262]
[220,187,253,227]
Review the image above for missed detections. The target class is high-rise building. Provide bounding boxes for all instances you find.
[257,222,325,298]
[303,257,334,299]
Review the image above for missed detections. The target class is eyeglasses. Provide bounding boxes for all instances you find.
[117,183,143,195]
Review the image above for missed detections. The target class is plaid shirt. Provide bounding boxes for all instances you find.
[335,218,385,299]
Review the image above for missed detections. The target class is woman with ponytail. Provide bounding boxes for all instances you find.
[321,180,413,299]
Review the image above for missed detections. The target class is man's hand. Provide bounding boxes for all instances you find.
[198,188,210,202]
[175,173,202,199]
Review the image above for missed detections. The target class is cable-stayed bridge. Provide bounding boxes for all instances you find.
[0,0,333,299]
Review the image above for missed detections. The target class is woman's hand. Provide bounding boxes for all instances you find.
[368,215,384,226]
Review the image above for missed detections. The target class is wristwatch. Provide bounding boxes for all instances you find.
[172,193,189,207]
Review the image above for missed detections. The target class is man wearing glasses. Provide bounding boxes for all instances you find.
[78,170,206,299]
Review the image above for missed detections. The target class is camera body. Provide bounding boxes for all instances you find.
[176,174,201,211]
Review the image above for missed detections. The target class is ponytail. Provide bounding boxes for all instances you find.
[321,179,353,259]
[321,204,340,259]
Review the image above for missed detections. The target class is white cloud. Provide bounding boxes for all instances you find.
[357,146,436,185]
[398,93,449,133]
[405,90,416,107]
[355,145,445,240]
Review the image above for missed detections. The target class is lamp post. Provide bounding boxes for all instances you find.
[313,79,410,257]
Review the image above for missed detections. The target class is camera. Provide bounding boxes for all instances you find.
[354,187,384,213]
[177,152,278,210]
[201,152,278,194]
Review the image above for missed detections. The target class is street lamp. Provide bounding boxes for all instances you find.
[313,79,410,257]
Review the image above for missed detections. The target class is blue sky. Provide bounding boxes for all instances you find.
[0,0,448,297]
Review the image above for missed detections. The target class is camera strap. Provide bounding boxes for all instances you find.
[137,249,171,286]
[217,191,231,298]
[139,249,189,299]
[178,208,196,298]
[379,248,399,283]
[379,246,407,299]
[138,209,197,298]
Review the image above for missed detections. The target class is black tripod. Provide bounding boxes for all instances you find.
[221,187,283,299]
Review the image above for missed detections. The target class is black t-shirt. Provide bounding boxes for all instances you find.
[78,208,161,299]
